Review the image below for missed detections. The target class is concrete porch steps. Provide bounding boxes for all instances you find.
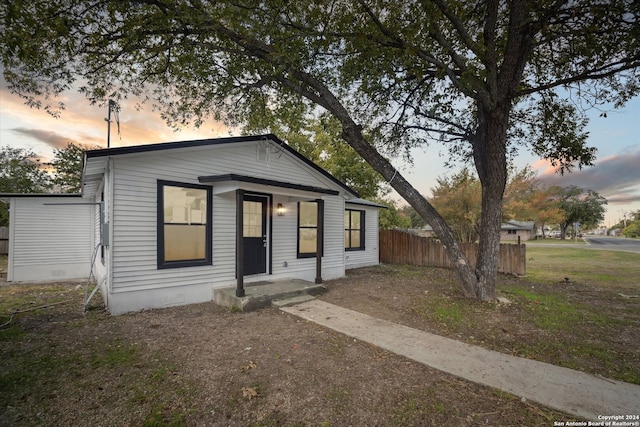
[213,278,326,311]
[272,293,316,308]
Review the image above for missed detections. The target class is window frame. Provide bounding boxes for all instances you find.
[344,208,366,251]
[297,200,323,258]
[157,180,212,269]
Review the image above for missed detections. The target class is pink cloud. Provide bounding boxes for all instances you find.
[539,149,640,204]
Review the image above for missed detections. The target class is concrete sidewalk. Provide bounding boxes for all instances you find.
[281,299,640,421]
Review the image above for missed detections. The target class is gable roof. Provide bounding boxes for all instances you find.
[502,220,535,231]
[82,134,359,198]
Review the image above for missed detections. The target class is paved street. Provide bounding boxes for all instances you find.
[529,236,640,254]
[583,235,640,254]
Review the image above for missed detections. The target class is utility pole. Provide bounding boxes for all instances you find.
[105,99,120,148]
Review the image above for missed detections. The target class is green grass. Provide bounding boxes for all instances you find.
[91,338,139,367]
[499,285,593,331]
[393,249,639,385]
[410,296,473,332]
[526,247,640,288]
[526,237,586,244]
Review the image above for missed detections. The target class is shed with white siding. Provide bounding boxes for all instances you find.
[0,194,94,282]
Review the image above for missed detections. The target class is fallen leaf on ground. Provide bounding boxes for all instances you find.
[242,387,259,400]
[240,361,257,372]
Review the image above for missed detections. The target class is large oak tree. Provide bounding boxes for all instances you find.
[2,0,639,300]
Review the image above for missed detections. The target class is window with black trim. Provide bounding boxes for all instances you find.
[297,201,321,258]
[158,180,212,268]
[345,209,365,250]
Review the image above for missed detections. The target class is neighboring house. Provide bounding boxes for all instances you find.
[500,220,536,241]
[396,221,536,242]
[2,134,384,314]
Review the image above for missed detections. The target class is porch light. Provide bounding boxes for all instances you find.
[277,203,285,216]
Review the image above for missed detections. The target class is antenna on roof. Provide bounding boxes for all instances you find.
[105,99,121,148]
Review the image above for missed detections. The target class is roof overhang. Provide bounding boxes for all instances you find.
[198,174,340,198]
[0,193,83,203]
[345,198,388,209]
[82,156,109,198]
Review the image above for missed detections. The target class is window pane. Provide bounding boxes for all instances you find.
[351,231,361,248]
[344,209,364,250]
[243,201,263,237]
[299,228,317,253]
[299,202,317,226]
[164,186,207,224]
[159,182,211,267]
[350,211,361,229]
[164,224,206,261]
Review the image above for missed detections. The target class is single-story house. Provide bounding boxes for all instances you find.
[500,220,536,241]
[412,220,536,241]
[2,134,384,314]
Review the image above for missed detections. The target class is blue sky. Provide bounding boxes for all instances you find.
[1,84,638,227]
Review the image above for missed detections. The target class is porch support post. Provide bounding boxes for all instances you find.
[236,189,245,297]
[315,199,324,284]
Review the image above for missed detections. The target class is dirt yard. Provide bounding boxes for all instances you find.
[1,263,638,426]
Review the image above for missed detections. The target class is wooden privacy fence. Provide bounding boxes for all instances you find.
[379,229,526,276]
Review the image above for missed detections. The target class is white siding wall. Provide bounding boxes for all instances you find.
[8,197,94,281]
[106,140,349,314]
[344,203,380,269]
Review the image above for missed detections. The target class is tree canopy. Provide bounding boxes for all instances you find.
[0,146,52,226]
[49,142,99,193]
[557,186,607,238]
[429,166,565,242]
[2,0,639,300]
[430,169,482,243]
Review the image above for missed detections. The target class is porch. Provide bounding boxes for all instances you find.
[213,278,326,312]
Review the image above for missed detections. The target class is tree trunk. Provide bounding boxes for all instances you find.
[339,123,480,298]
[470,105,510,301]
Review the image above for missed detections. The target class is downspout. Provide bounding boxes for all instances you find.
[6,198,15,282]
[106,157,114,303]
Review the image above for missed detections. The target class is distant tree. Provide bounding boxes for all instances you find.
[557,186,607,239]
[621,210,640,238]
[378,199,411,230]
[502,167,564,238]
[431,166,566,241]
[49,142,99,193]
[398,205,427,229]
[502,167,539,220]
[430,169,482,243]
[527,186,564,238]
[0,146,52,226]
[623,223,640,238]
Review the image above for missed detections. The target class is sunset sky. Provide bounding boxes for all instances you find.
[1,81,638,228]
